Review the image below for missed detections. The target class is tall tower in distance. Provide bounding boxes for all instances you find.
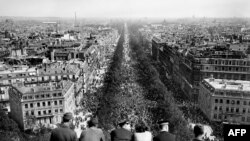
[74,12,80,31]
[75,12,77,27]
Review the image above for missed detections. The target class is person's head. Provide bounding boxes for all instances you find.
[193,124,204,138]
[135,122,148,133]
[119,120,131,131]
[88,117,99,128]
[158,120,169,132]
[62,112,73,123]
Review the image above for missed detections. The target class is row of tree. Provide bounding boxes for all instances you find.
[128,23,193,141]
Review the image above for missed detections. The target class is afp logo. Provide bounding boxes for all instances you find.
[224,124,250,141]
[228,129,246,136]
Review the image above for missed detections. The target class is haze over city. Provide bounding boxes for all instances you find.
[0,0,250,18]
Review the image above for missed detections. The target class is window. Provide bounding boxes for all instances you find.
[55,109,58,113]
[58,93,62,96]
[215,99,218,103]
[35,95,39,99]
[30,103,33,108]
[28,96,33,99]
[31,111,34,115]
[231,108,234,113]
[26,111,29,116]
[25,104,28,108]
[37,103,40,107]
[236,108,239,113]
[54,101,57,105]
[48,110,51,114]
[237,101,240,105]
[60,109,63,113]
[43,110,46,115]
[247,117,250,122]
[226,107,229,112]
[41,94,45,98]
[38,111,41,115]
[42,102,45,107]
[244,101,247,105]
[214,106,218,111]
[220,99,223,103]
[23,96,27,100]
[242,117,245,122]
[53,93,57,97]
[48,101,51,106]
[46,94,50,98]
[227,100,230,104]
[243,108,246,113]
[219,106,222,111]
[59,100,63,105]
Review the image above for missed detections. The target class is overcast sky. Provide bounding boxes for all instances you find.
[0,0,249,18]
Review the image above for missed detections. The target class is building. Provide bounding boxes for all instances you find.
[152,36,165,61]
[199,78,250,124]
[9,80,75,130]
[0,62,81,112]
[152,37,250,100]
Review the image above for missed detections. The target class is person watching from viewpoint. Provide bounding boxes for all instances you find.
[50,112,77,141]
[110,119,132,141]
[132,121,152,141]
[153,120,175,141]
[193,124,205,141]
[79,117,105,141]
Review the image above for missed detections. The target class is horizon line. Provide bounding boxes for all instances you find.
[1,15,250,19]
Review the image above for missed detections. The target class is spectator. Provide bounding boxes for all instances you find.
[79,117,105,141]
[110,120,132,141]
[193,124,205,141]
[153,120,175,141]
[132,121,152,141]
[50,112,77,141]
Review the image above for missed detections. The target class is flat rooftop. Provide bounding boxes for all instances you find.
[204,78,250,92]
[14,80,73,94]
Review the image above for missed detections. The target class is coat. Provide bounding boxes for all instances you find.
[110,128,132,141]
[79,127,105,141]
[153,131,175,141]
[50,123,77,141]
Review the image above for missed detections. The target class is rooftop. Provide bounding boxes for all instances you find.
[204,78,250,92]
[37,62,80,75]
[14,80,73,94]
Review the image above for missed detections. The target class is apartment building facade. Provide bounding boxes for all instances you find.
[199,78,250,124]
[152,36,250,100]
[9,80,75,130]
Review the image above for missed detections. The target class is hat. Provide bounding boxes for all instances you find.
[118,119,130,127]
[63,112,73,121]
[158,120,169,125]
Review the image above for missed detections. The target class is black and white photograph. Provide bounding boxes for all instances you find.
[0,0,250,141]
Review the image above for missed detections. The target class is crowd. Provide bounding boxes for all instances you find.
[50,112,217,141]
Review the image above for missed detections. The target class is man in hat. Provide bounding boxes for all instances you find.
[192,124,205,141]
[110,120,132,141]
[153,120,175,141]
[50,112,77,141]
[79,117,105,141]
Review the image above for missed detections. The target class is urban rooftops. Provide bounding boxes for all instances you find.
[203,78,250,92]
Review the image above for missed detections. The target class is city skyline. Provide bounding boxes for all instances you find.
[0,0,250,18]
